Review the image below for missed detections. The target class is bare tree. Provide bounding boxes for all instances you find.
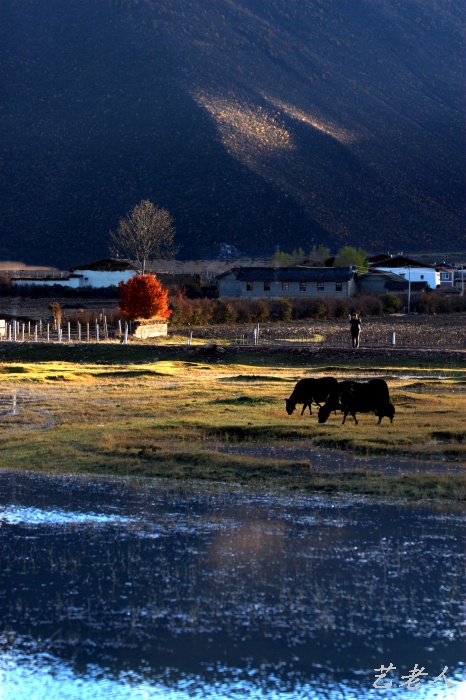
[110,200,179,275]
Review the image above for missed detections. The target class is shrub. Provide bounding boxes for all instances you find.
[254,300,270,322]
[194,299,216,325]
[269,297,293,321]
[380,293,402,314]
[234,300,256,323]
[308,299,330,319]
[356,294,383,316]
[330,298,350,318]
[290,297,315,320]
[212,300,236,324]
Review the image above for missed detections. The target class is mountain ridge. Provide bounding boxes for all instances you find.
[0,0,464,267]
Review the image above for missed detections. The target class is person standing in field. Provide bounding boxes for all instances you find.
[350,312,361,348]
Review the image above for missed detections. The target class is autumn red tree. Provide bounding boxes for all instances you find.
[119,274,172,320]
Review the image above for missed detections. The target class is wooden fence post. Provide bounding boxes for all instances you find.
[67,322,71,342]
[47,323,50,342]
[34,324,38,342]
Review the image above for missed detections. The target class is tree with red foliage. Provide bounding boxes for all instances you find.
[119,274,171,320]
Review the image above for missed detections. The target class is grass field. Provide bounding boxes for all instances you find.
[0,345,464,502]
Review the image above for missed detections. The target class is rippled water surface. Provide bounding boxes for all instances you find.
[0,470,464,699]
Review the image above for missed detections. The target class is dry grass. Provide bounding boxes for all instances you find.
[0,354,464,501]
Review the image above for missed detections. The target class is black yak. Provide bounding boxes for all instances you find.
[284,377,338,416]
[318,379,395,425]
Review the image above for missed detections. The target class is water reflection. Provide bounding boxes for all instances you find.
[0,470,464,699]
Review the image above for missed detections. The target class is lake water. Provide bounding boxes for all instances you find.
[0,470,464,699]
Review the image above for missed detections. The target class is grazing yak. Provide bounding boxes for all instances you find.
[284,377,338,416]
[318,379,395,425]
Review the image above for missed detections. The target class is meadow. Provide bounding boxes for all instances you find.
[0,342,464,502]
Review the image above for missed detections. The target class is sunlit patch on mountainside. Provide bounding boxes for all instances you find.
[194,92,294,163]
[265,96,359,146]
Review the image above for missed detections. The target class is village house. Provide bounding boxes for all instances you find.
[217,266,358,299]
[10,259,136,289]
[68,259,135,287]
[437,267,456,288]
[368,254,440,289]
[359,269,428,294]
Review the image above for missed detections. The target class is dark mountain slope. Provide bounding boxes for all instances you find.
[0,0,463,267]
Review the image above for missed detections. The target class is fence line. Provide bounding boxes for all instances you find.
[0,320,463,348]
[0,319,131,344]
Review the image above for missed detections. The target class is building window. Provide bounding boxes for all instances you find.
[335,282,342,292]
[317,282,324,291]
[246,282,253,291]
[441,272,450,280]
[264,281,270,291]
[420,275,424,280]
[282,282,289,292]
[299,282,306,292]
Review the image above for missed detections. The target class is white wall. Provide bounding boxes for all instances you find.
[13,277,81,288]
[376,267,439,289]
[12,269,136,289]
[75,269,135,288]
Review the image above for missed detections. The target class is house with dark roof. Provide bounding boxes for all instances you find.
[367,253,395,265]
[68,259,135,287]
[12,259,136,289]
[437,266,456,288]
[359,269,428,294]
[368,255,439,289]
[217,267,358,299]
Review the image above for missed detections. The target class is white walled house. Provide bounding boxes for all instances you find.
[68,259,136,287]
[375,266,439,289]
[12,274,82,289]
[11,259,136,289]
[369,255,440,289]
